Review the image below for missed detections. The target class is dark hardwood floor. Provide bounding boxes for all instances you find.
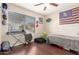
[0,43,76,55]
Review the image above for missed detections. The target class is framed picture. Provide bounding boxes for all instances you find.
[39,17,43,24]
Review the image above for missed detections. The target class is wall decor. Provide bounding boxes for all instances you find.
[59,7,79,25]
[2,20,6,25]
[2,9,7,15]
[2,3,7,9]
[46,18,52,22]
[39,17,43,24]
[1,3,8,25]
[2,14,7,19]
[36,21,39,28]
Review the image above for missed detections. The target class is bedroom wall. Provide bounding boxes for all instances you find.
[1,3,44,46]
[45,3,79,38]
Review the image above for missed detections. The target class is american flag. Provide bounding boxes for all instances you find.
[59,7,79,24]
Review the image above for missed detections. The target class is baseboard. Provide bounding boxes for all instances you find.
[70,49,79,55]
[50,44,64,49]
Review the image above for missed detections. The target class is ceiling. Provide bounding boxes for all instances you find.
[14,3,78,16]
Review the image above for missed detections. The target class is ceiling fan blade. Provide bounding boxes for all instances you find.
[50,3,58,7]
[44,6,47,11]
[34,3,44,6]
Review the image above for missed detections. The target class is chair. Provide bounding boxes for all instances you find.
[24,34,32,44]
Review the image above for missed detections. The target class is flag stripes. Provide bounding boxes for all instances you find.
[59,7,79,24]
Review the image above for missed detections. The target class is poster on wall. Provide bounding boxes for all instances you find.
[59,7,79,25]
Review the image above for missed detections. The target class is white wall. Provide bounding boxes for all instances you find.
[1,3,44,46]
[45,3,79,37]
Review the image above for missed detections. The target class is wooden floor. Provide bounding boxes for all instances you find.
[0,43,76,55]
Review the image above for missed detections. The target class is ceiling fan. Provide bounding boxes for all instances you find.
[34,3,58,11]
